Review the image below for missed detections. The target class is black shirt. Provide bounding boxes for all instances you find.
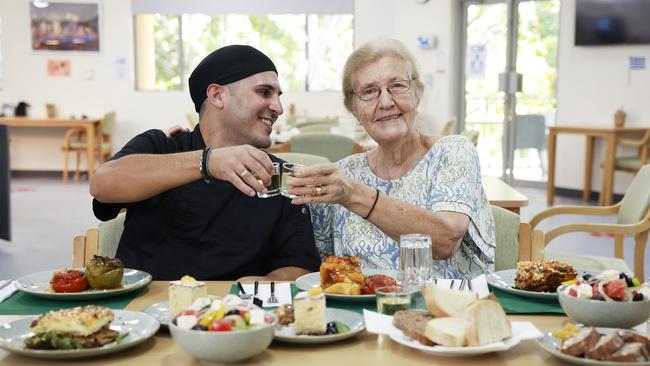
[92,128,320,280]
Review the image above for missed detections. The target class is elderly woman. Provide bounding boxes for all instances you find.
[287,39,495,279]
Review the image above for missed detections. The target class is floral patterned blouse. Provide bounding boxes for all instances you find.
[309,135,496,279]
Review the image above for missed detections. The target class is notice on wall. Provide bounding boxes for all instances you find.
[629,56,646,71]
[47,59,70,76]
[114,56,127,80]
[466,44,486,79]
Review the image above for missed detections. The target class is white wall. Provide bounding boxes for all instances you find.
[14,0,646,194]
[556,0,650,193]
[0,0,456,171]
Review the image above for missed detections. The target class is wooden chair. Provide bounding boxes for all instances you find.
[72,212,125,267]
[530,164,650,279]
[461,130,480,146]
[274,152,330,166]
[441,119,455,136]
[186,113,198,129]
[610,129,650,173]
[290,133,355,162]
[491,205,544,271]
[62,111,116,182]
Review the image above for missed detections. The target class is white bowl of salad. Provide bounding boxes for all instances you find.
[558,269,650,328]
[169,295,276,363]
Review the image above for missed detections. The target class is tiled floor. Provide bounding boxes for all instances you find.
[0,176,647,280]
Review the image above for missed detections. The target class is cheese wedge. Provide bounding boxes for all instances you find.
[424,317,466,347]
[422,284,478,317]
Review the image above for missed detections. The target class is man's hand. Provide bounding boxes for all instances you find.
[164,125,190,137]
[207,145,274,197]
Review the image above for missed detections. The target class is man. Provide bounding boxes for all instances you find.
[90,45,320,281]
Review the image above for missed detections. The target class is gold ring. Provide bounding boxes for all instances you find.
[315,186,322,196]
[240,170,251,178]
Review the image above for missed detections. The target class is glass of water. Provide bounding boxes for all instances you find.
[280,162,302,198]
[257,162,280,198]
[398,234,433,288]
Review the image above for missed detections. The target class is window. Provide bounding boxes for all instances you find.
[134,13,353,92]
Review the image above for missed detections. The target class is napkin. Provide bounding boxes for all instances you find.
[241,283,292,307]
[363,309,543,341]
[434,274,490,298]
[0,280,18,304]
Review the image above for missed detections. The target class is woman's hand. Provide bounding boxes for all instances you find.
[287,163,356,205]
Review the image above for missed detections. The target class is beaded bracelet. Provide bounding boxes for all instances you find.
[200,147,214,184]
[363,188,380,219]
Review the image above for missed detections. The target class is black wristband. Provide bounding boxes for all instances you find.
[363,188,380,219]
[200,147,214,184]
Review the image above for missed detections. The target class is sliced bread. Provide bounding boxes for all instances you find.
[464,299,512,346]
[424,317,466,347]
[422,284,478,317]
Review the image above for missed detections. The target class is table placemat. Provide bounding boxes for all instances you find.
[489,286,565,314]
[0,288,145,315]
[230,284,565,315]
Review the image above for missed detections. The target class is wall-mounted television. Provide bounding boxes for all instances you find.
[576,0,650,45]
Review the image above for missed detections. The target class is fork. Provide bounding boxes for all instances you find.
[0,280,13,292]
[267,281,278,304]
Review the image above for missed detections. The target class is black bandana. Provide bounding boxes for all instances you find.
[189,45,278,113]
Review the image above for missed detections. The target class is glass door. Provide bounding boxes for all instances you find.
[459,0,560,184]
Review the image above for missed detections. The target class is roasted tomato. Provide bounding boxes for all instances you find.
[362,274,397,294]
[50,269,88,293]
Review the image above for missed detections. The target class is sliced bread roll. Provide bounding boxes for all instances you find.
[424,317,466,347]
[464,299,512,346]
[422,284,478,317]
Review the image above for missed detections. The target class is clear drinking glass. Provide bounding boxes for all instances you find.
[398,234,433,288]
[375,285,414,315]
[280,162,302,198]
[257,162,280,198]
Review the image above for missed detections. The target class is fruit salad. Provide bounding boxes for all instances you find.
[172,294,275,331]
[562,269,650,302]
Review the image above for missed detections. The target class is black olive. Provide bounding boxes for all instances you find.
[172,318,178,326]
[633,293,644,301]
[225,309,240,316]
[582,274,592,281]
[620,272,628,279]
[325,321,338,335]
[192,324,208,331]
[626,277,635,287]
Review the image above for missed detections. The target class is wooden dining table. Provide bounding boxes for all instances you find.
[546,126,648,206]
[0,117,102,179]
[0,281,572,365]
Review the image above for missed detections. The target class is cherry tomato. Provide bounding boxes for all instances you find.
[568,288,577,297]
[362,275,397,294]
[50,269,88,293]
[604,279,627,301]
[210,319,233,332]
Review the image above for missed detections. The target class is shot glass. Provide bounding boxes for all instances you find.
[397,234,433,288]
[375,285,414,316]
[257,162,280,198]
[280,162,302,199]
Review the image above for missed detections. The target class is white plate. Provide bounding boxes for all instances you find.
[143,301,171,328]
[487,268,593,300]
[274,308,365,344]
[389,328,520,357]
[0,310,159,359]
[536,328,650,365]
[295,269,397,302]
[14,268,152,300]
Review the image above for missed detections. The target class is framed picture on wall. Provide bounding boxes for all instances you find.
[30,2,100,52]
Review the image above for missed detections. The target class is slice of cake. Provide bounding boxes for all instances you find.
[293,287,326,335]
[168,275,207,316]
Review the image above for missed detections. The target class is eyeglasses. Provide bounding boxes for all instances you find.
[353,80,412,101]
